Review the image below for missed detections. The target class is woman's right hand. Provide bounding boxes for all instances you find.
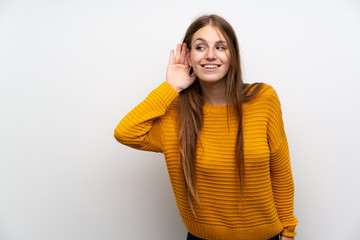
[166,43,197,93]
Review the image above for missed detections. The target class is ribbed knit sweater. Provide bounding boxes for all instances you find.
[114,82,297,240]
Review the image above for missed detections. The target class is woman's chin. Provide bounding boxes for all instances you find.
[197,76,227,84]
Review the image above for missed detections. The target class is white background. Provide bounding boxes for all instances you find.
[1,0,359,239]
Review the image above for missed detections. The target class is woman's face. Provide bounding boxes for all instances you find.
[188,25,230,84]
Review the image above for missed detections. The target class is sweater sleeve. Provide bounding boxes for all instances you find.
[266,87,298,237]
[114,82,178,152]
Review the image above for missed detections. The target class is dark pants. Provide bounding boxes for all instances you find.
[187,232,280,240]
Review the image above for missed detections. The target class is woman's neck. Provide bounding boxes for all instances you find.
[199,78,227,106]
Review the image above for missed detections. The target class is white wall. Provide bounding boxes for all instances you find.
[1,0,359,239]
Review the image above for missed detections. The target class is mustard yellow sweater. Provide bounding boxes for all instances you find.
[114,82,297,240]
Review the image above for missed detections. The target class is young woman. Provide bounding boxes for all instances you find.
[114,15,297,240]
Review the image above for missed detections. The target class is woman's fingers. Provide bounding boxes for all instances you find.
[174,43,189,66]
[184,50,190,66]
[179,43,187,65]
[168,49,174,65]
[174,44,181,64]
[166,43,196,93]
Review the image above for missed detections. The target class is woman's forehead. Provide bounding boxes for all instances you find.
[192,25,227,44]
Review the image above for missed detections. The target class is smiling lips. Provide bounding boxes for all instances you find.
[202,64,221,71]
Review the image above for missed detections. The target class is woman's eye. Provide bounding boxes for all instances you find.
[217,46,226,50]
[196,46,205,50]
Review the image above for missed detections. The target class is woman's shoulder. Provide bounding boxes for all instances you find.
[257,83,277,96]
[245,83,281,106]
[246,82,278,97]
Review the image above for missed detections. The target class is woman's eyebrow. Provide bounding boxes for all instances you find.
[193,38,227,44]
[193,38,206,43]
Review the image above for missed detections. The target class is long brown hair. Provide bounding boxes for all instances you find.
[177,15,263,216]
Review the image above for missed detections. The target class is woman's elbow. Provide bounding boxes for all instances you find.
[114,126,128,144]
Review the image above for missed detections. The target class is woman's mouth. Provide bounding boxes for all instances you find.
[201,64,221,71]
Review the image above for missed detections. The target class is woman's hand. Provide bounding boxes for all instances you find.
[280,236,294,240]
[166,43,196,93]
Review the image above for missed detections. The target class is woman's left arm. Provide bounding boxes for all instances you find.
[266,86,298,238]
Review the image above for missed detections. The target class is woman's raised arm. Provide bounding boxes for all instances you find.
[114,43,195,152]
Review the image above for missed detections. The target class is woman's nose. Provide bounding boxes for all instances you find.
[205,48,216,60]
